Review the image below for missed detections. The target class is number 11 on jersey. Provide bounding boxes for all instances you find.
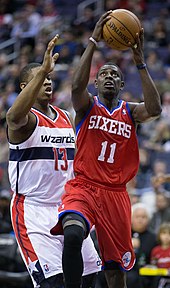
[98,141,116,163]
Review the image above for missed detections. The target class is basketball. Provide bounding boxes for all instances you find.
[103,9,141,51]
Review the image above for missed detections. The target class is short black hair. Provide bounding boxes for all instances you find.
[96,62,124,81]
[19,63,41,83]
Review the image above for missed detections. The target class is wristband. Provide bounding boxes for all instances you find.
[89,37,98,47]
[136,63,147,70]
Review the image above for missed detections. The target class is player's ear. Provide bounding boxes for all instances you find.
[120,81,124,90]
[94,79,98,88]
[20,82,27,90]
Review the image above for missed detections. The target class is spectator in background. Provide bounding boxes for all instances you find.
[145,49,165,81]
[53,79,73,116]
[149,20,169,48]
[4,81,17,108]
[0,125,9,164]
[152,173,170,188]
[6,64,20,94]
[143,119,170,153]
[10,4,41,51]
[149,192,170,235]
[0,125,10,191]
[40,0,58,25]
[32,42,47,63]
[0,53,9,90]
[151,222,170,268]
[150,222,170,288]
[136,148,152,190]
[156,67,170,95]
[0,12,13,42]
[104,0,120,11]
[0,189,12,234]
[151,159,170,192]
[119,0,146,16]
[127,203,157,288]
[161,91,170,121]
[73,6,97,33]
[127,178,141,206]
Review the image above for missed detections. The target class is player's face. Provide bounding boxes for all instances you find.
[95,65,124,98]
[28,67,53,102]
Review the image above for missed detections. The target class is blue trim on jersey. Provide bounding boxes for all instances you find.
[126,102,136,126]
[76,102,95,135]
[9,147,75,162]
[32,105,59,122]
[102,260,126,271]
[58,210,91,233]
[97,96,123,114]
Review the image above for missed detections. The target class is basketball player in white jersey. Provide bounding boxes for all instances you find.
[6,35,101,288]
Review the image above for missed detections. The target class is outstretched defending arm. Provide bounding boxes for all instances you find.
[6,35,59,131]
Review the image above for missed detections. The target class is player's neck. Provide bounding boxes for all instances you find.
[99,96,119,111]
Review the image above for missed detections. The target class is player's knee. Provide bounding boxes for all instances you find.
[63,225,85,248]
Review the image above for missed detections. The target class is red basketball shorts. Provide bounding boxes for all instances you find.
[53,176,135,271]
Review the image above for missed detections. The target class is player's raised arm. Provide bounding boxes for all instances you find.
[72,11,112,116]
[128,29,162,123]
[6,35,59,130]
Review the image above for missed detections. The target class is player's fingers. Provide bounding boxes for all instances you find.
[53,53,59,62]
[99,10,112,23]
[47,34,59,52]
[140,28,144,35]
[103,10,112,17]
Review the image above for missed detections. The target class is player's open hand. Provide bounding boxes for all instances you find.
[42,34,59,73]
[91,11,112,42]
[128,28,145,65]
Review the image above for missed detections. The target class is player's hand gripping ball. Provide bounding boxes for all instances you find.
[103,9,141,50]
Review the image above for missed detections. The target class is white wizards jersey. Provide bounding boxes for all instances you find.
[8,105,75,205]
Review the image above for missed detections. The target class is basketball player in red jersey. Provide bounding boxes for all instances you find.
[6,35,101,288]
[50,11,162,288]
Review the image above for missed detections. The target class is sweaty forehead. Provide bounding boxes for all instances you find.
[99,64,119,74]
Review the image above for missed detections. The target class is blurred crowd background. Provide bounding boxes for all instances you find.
[1,0,170,287]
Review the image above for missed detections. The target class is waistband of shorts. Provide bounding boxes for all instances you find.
[74,175,126,192]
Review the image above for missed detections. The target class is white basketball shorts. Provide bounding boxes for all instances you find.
[11,198,101,288]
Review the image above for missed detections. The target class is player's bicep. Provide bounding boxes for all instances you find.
[7,111,36,131]
[130,102,159,123]
[72,88,92,112]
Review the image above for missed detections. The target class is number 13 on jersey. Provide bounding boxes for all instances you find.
[53,147,68,171]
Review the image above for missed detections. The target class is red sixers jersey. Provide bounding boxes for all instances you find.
[74,97,139,186]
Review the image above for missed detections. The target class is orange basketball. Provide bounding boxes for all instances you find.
[103,9,141,50]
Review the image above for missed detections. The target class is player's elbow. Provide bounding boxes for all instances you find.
[6,109,15,124]
[147,106,162,119]
[151,106,162,117]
